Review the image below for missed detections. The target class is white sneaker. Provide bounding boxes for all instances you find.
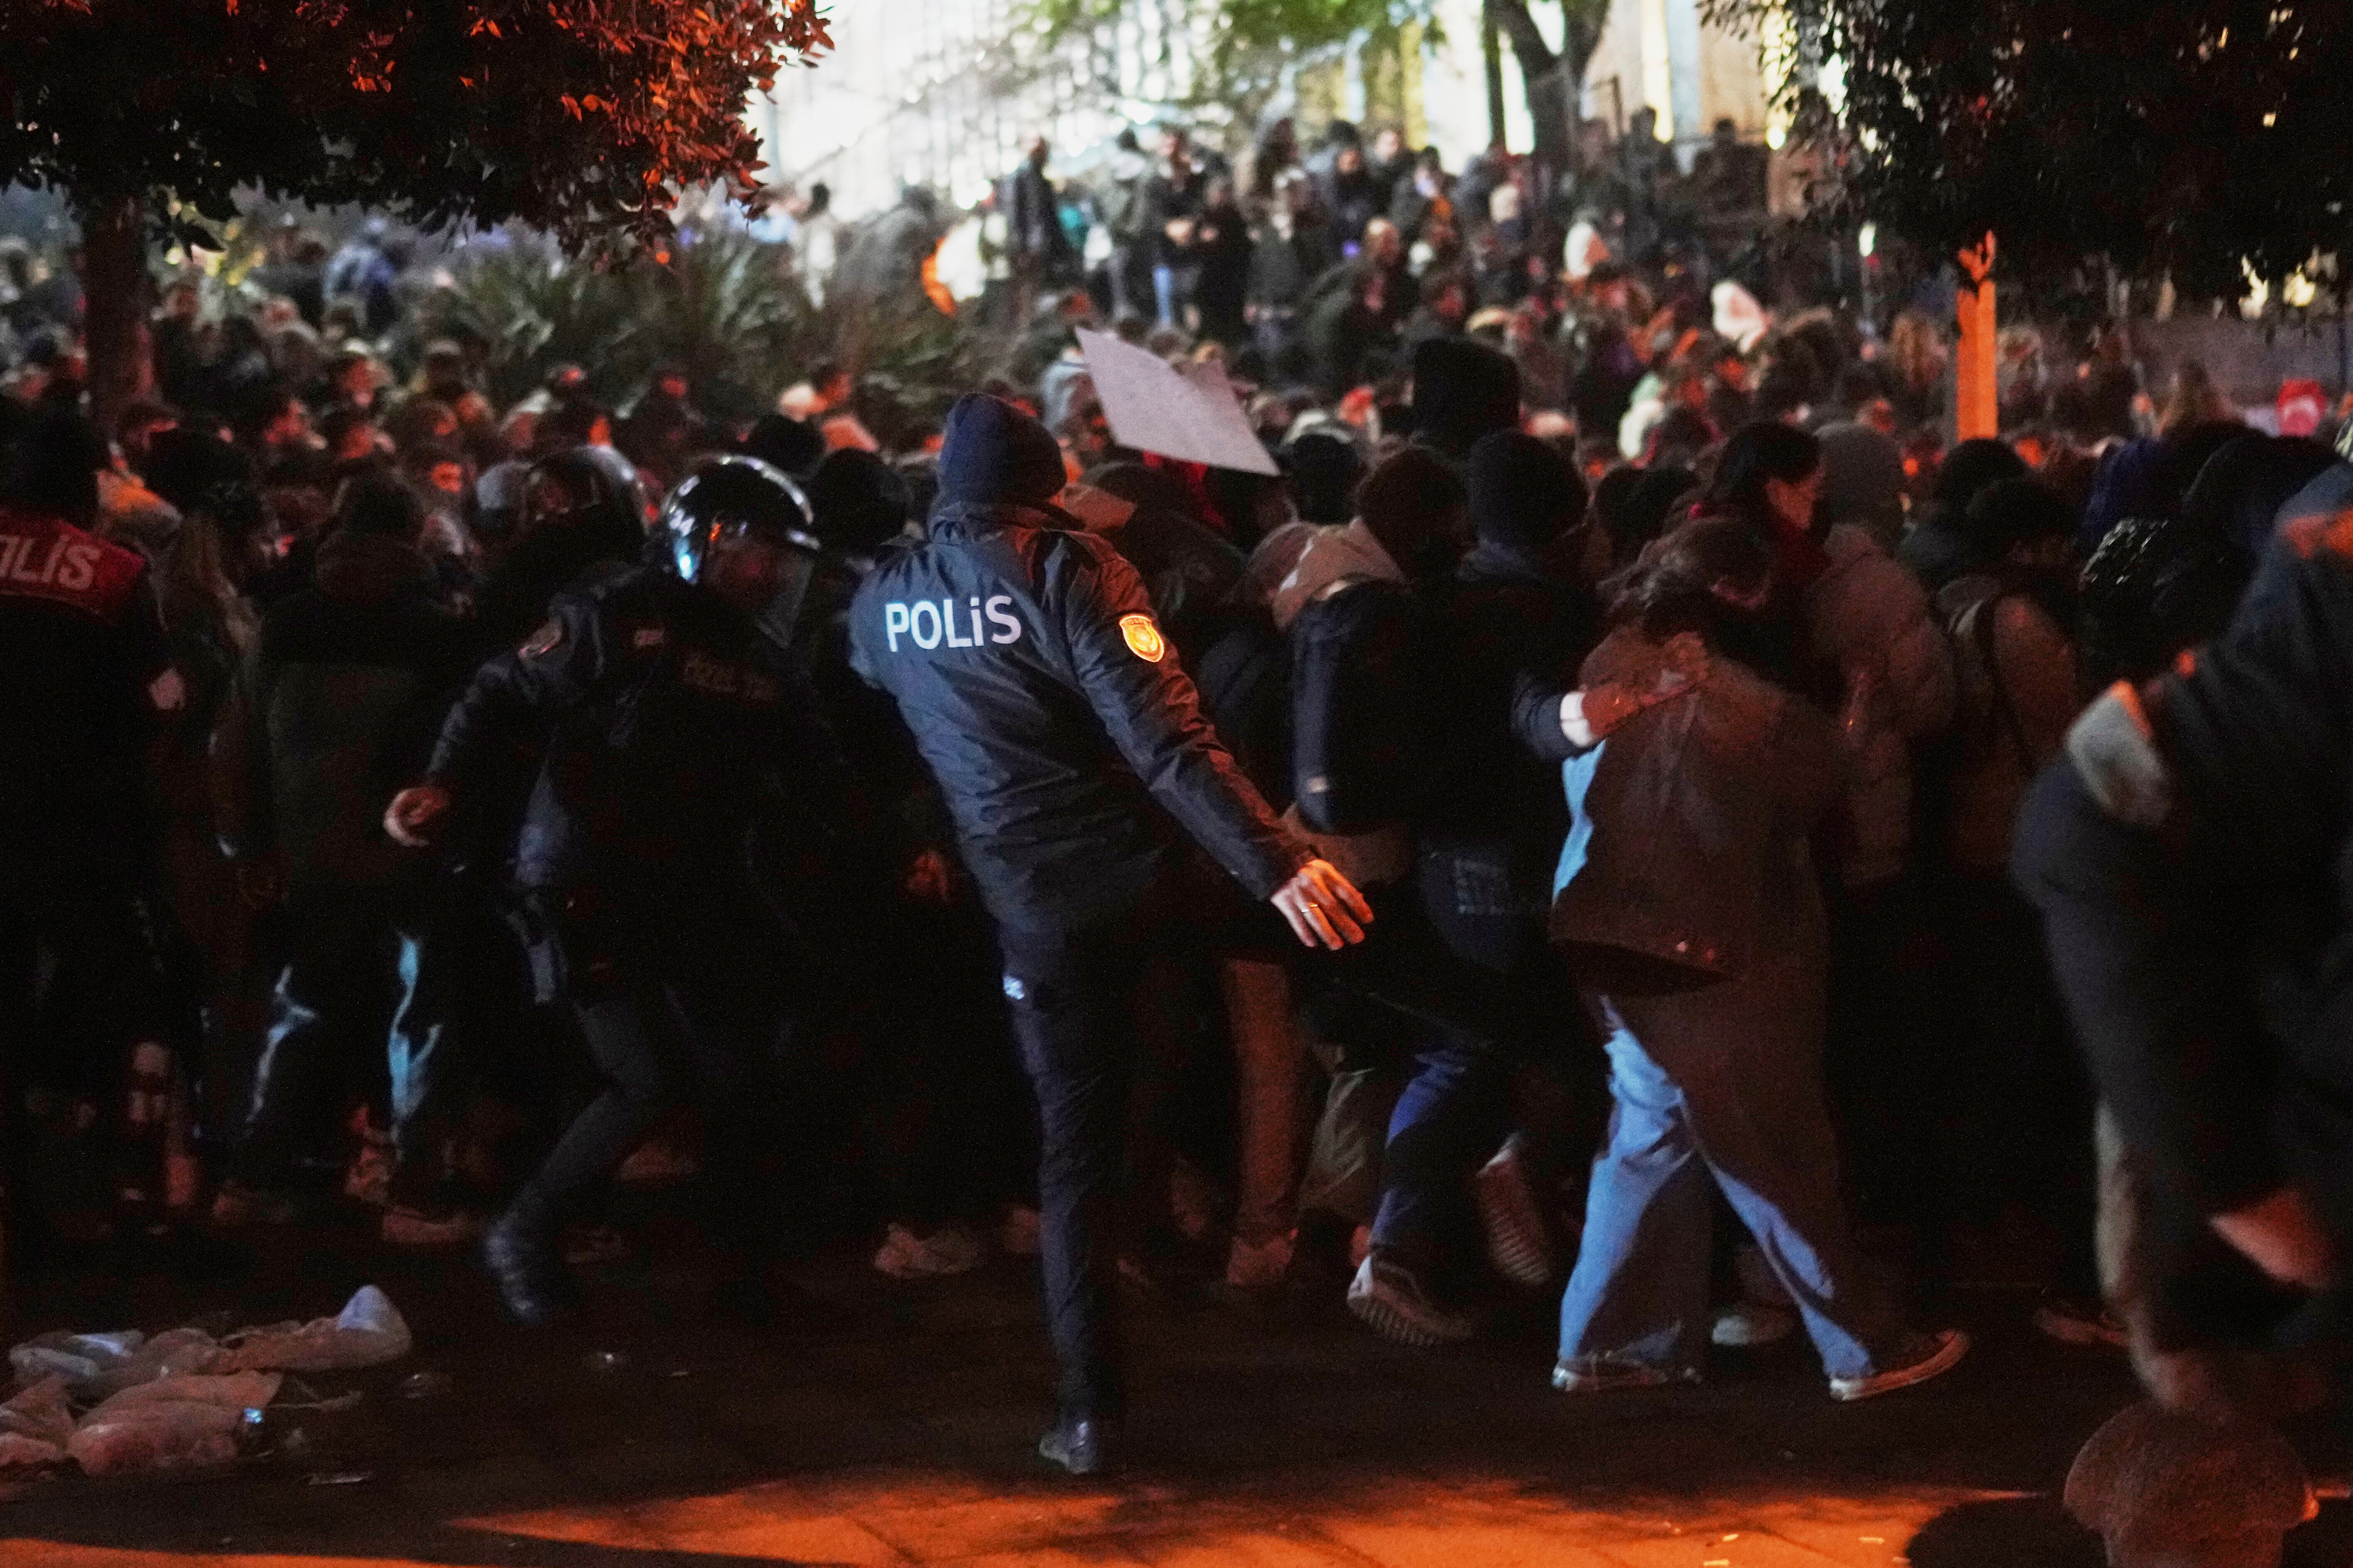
[1829,1329,1971,1402]
[1553,1354,1701,1393]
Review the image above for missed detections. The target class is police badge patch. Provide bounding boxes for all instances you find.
[520,618,564,659]
[1119,613,1166,663]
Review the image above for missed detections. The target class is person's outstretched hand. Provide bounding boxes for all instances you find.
[384,784,453,849]
[1271,858,1373,951]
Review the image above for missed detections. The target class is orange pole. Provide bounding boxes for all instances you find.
[1955,233,1998,439]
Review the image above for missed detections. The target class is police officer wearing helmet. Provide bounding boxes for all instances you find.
[386,455,852,1324]
[849,395,1372,1474]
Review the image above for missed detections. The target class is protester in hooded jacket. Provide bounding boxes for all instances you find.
[1918,477,2094,1286]
[1429,431,1599,978]
[1898,438,2027,593]
[1814,420,1908,552]
[211,475,473,1240]
[1536,517,1970,1402]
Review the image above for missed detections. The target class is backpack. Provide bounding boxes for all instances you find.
[2077,512,2252,690]
[1910,578,2031,873]
[1096,175,1147,247]
[1188,603,1293,811]
[1288,577,1440,834]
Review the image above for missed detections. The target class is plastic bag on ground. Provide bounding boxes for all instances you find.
[10,1331,144,1396]
[219,1285,409,1372]
[67,1372,282,1478]
[0,1433,65,1468]
[0,1377,75,1448]
[89,1328,226,1397]
[0,1377,74,1465]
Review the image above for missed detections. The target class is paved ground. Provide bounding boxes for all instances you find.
[1,1215,2346,1568]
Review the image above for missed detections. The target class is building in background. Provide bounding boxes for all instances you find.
[1578,0,1770,154]
[751,0,1772,221]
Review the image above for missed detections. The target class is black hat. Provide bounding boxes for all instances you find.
[805,448,912,553]
[1281,427,1365,525]
[741,413,825,480]
[1466,430,1582,555]
[6,409,108,526]
[1411,338,1521,460]
[937,393,1066,509]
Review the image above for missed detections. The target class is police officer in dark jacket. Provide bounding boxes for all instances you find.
[386,457,851,1324]
[0,412,189,1238]
[2014,507,2353,1417]
[849,395,1371,1474]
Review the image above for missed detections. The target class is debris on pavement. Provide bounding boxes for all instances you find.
[218,1284,412,1372]
[396,1369,453,1400]
[67,1373,283,1477]
[5,1285,410,1478]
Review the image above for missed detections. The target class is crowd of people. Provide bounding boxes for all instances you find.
[5,107,2352,1478]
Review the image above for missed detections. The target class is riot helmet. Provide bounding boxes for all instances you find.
[658,455,823,636]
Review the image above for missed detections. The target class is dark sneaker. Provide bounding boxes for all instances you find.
[1474,1135,1556,1287]
[2033,1297,2128,1349]
[1829,1329,1971,1402]
[1346,1253,1472,1347]
[1552,1354,1700,1392]
[481,1218,580,1326]
[1037,1414,1112,1476]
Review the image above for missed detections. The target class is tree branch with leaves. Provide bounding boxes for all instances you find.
[1703,0,2353,300]
[0,0,832,428]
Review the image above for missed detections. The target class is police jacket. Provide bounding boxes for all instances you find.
[0,505,173,855]
[849,499,1307,929]
[426,563,847,897]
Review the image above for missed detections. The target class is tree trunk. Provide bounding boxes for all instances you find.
[1481,0,1509,152]
[1487,0,1568,171]
[80,196,153,439]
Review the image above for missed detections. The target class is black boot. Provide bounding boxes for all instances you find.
[481,1213,579,1326]
[1036,1413,1114,1476]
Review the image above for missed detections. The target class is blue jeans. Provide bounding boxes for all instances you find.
[239,882,455,1201]
[1559,1003,1900,1381]
[1309,885,1505,1276]
[1152,263,1180,329]
[1368,1035,1497,1267]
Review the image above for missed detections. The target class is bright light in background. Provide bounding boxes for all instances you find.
[1639,0,1673,139]
[2242,258,2271,319]
[1858,222,1877,258]
[1762,4,1795,150]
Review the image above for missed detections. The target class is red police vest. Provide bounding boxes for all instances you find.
[0,507,148,622]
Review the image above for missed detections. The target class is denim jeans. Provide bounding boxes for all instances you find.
[1305,885,1504,1278]
[1559,1001,1903,1381]
[237,882,455,1200]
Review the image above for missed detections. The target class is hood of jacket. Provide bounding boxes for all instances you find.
[315,526,433,606]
